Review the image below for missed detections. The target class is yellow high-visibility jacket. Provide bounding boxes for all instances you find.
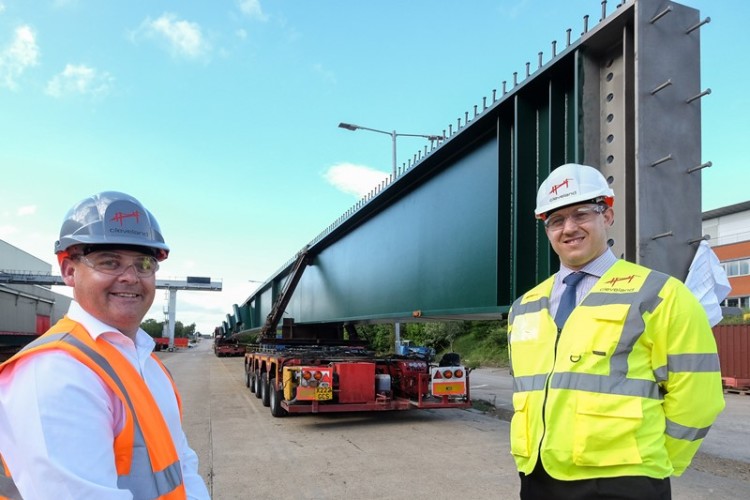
[508,259,725,480]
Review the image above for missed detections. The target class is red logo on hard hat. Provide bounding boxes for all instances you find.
[605,275,638,287]
[110,210,142,226]
[549,178,573,195]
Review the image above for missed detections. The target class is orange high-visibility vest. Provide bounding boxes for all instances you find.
[0,454,19,500]
[0,317,187,499]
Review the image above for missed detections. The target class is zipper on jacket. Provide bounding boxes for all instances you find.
[536,325,563,468]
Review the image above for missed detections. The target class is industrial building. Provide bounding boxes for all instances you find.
[703,201,750,310]
[0,239,71,358]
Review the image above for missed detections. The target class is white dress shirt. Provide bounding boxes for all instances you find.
[0,301,210,500]
[549,248,619,318]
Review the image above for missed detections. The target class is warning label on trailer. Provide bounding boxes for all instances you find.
[430,367,467,396]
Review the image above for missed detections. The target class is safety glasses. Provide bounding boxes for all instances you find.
[543,204,606,231]
[76,252,159,277]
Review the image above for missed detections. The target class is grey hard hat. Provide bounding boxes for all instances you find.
[54,191,169,261]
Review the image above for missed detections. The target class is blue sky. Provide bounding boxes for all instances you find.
[1,0,747,335]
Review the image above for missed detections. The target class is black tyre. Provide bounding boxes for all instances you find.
[250,370,257,393]
[269,378,287,417]
[260,372,271,407]
[244,368,251,388]
[254,371,263,399]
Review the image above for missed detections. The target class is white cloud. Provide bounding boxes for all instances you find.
[324,163,389,198]
[45,64,113,98]
[141,13,209,59]
[17,205,36,216]
[0,25,39,90]
[235,29,247,40]
[0,3,6,14]
[237,0,267,21]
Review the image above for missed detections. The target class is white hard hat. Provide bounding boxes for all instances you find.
[535,163,614,219]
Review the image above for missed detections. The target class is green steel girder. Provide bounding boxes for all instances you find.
[230,0,704,334]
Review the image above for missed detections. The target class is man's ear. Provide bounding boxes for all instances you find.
[60,258,76,287]
[604,207,615,227]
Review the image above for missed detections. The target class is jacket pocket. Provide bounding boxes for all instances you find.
[572,394,643,466]
[560,304,630,371]
[510,391,531,458]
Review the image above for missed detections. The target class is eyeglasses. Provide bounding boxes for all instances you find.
[543,205,607,231]
[76,253,160,277]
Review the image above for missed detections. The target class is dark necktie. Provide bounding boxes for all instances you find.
[555,272,585,329]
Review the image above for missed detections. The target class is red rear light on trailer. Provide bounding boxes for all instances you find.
[295,366,334,401]
[430,366,467,396]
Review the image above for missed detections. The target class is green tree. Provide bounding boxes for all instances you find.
[139,319,197,338]
[141,318,162,338]
[355,324,394,354]
[182,322,197,337]
[424,321,466,352]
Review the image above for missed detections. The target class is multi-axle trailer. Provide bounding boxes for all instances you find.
[244,341,470,417]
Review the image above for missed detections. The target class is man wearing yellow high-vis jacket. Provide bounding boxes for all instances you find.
[508,164,725,500]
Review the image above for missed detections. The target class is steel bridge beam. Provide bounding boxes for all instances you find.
[225,0,707,335]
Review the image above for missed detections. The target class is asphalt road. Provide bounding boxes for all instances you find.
[161,342,750,499]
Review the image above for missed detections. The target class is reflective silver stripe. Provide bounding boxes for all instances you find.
[666,418,711,442]
[14,331,183,498]
[511,267,684,402]
[0,472,22,499]
[668,353,721,373]
[551,372,663,399]
[513,374,548,393]
[509,296,549,321]
[119,458,184,499]
[580,271,668,379]
[551,270,670,399]
[654,365,668,383]
[19,331,69,352]
[156,460,183,494]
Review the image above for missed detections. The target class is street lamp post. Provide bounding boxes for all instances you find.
[338,122,443,178]
[338,121,444,352]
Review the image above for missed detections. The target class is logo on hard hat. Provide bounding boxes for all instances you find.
[549,178,573,196]
[107,208,149,238]
[110,210,142,226]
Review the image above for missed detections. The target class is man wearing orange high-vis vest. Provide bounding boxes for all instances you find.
[0,192,209,499]
[508,164,725,500]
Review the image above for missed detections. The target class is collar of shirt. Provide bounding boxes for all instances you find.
[550,249,619,316]
[66,301,157,363]
[557,248,618,283]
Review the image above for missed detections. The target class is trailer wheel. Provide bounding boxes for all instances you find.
[254,371,262,399]
[244,368,251,388]
[260,372,271,407]
[269,378,287,417]
[250,370,257,393]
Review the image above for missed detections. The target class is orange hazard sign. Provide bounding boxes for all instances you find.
[430,367,466,396]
